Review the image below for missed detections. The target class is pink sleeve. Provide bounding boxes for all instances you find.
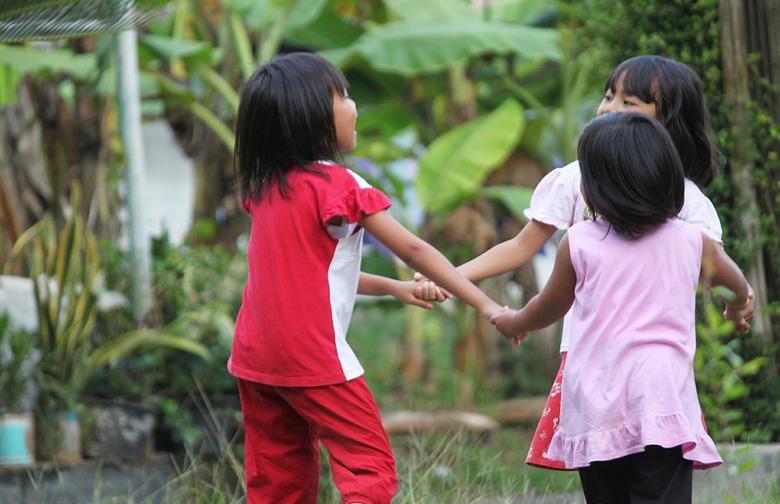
[523,161,583,229]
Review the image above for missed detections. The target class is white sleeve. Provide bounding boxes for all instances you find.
[523,160,586,229]
[679,179,723,245]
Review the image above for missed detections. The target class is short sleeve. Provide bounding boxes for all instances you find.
[679,180,723,245]
[321,168,392,227]
[523,160,585,230]
[322,186,392,226]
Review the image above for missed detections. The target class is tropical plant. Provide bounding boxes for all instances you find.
[0,311,35,413]
[695,287,767,442]
[3,183,212,414]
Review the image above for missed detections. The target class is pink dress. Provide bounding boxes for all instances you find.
[524,160,722,470]
[546,218,722,470]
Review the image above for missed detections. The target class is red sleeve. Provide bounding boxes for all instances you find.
[322,186,391,225]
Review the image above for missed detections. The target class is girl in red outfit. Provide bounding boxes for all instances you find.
[229,52,503,504]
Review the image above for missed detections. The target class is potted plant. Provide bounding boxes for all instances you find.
[4,184,212,462]
[0,311,36,466]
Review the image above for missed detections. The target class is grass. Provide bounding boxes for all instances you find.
[317,427,581,504]
[14,420,780,503]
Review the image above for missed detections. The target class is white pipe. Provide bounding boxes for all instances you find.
[117,30,152,322]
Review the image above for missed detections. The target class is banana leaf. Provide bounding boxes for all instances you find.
[415,98,525,213]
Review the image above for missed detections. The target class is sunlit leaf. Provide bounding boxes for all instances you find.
[481,185,534,221]
[323,20,560,75]
[0,44,95,78]
[383,0,477,22]
[415,99,524,212]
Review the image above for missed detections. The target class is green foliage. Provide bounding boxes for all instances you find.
[4,185,213,425]
[111,234,247,445]
[5,184,102,411]
[0,311,35,412]
[695,290,767,441]
[719,445,780,504]
[323,21,561,75]
[415,99,525,213]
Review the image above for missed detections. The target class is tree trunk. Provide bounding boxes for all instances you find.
[719,0,775,377]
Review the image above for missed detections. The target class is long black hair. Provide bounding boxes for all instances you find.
[578,112,685,239]
[605,55,720,188]
[234,52,349,202]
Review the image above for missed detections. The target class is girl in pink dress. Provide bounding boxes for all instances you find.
[491,112,750,503]
[229,52,502,504]
[417,55,754,470]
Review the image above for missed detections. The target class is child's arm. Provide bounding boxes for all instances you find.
[491,234,576,340]
[458,219,558,282]
[359,210,504,319]
[414,219,557,301]
[358,272,446,310]
[701,234,751,331]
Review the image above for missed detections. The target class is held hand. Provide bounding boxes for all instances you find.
[412,272,453,302]
[722,286,754,332]
[393,280,436,310]
[490,307,524,341]
[479,301,506,321]
[513,332,529,346]
[723,304,750,332]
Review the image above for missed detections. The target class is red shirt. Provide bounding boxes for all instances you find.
[228,163,391,387]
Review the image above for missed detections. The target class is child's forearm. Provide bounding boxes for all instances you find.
[458,220,557,282]
[406,244,501,317]
[357,272,393,296]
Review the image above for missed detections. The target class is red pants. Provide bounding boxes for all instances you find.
[238,377,397,504]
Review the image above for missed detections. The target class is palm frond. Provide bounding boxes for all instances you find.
[0,0,171,42]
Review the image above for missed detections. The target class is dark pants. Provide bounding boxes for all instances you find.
[578,445,693,504]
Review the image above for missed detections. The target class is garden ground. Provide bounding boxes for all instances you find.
[0,426,777,503]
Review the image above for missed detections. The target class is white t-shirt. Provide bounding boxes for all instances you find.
[523,160,723,352]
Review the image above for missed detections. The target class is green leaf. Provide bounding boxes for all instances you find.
[489,0,554,24]
[0,44,95,79]
[322,20,560,75]
[481,185,534,221]
[89,330,212,369]
[383,0,478,22]
[415,99,524,212]
[288,7,364,49]
[283,0,328,29]
[139,34,210,61]
[741,357,767,376]
[0,63,20,106]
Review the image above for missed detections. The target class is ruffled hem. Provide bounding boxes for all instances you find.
[322,186,391,225]
[547,412,723,470]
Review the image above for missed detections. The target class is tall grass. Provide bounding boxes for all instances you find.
[19,426,779,503]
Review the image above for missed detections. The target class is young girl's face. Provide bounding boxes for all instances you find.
[333,90,358,152]
[596,71,658,119]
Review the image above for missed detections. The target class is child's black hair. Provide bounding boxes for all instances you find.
[234,52,349,202]
[578,112,685,239]
[605,55,720,188]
